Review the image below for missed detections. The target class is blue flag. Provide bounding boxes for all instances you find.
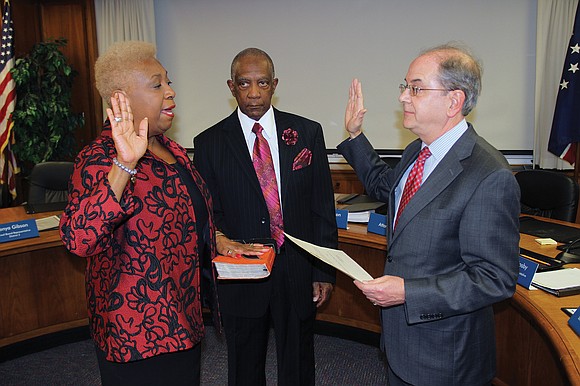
[548,4,580,164]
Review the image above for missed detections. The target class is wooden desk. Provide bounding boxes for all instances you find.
[0,206,87,348]
[330,163,364,194]
[317,219,580,386]
[2,205,579,385]
[495,226,580,386]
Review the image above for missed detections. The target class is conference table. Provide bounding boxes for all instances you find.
[0,206,579,385]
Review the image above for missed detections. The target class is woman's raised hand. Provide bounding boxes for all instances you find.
[106,92,149,167]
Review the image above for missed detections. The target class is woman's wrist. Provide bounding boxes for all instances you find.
[113,157,137,177]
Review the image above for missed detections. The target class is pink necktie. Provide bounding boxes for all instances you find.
[252,123,284,248]
[395,146,431,229]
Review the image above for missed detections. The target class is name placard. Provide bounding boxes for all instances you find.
[517,256,539,289]
[367,213,387,236]
[568,307,580,336]
[335,209,348,229]
[0,219,40,243]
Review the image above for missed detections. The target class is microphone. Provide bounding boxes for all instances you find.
[556,238,580,264]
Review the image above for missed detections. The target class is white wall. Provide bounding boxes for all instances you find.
[154,0,537,151]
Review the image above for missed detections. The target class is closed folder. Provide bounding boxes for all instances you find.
[213,247,276,280]
[531,268,580,297]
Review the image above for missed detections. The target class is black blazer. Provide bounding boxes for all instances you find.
[194,109,337,319]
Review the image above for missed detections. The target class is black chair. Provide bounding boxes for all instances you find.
[515,169,579,222]
[27,161,74,204]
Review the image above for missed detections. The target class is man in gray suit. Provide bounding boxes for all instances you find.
[337,43,520,386]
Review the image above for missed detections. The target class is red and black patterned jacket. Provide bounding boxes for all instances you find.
[60,122,217,363]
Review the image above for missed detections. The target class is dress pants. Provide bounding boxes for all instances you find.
[222,250,316,386]
[95,342,201,386]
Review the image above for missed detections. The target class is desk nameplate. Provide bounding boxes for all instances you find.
[0,219,39,243]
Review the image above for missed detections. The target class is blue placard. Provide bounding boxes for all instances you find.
[367,213,387,236]
[0,219,39,243]
[335,209,348,229]
[517,256,539,289]
[569,307,580,336]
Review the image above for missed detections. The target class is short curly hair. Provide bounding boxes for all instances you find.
[95,41,157,104]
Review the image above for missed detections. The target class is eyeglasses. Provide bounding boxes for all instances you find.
[399,84,448,97]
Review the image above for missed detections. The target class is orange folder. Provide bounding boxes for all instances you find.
[213,247,276,280]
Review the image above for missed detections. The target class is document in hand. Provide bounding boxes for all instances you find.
[284,233,373,282]
[213,247,276,280]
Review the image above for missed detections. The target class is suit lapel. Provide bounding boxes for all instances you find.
[222,112,264,197]
[388,140,421,240]
[274,109,293,205]
[390,128,477,244]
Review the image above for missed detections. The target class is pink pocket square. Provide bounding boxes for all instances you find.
[292,148,312,171]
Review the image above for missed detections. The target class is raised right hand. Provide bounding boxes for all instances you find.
[344,78,367,139]
[106,92,149,168]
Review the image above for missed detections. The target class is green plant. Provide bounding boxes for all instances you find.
[10,38,84,174]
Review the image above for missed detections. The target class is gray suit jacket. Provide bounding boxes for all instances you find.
[194,109,337,320]
[337,125,520,386]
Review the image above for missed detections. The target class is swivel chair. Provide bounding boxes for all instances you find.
[26,161,74,209]
[515,169,579,222]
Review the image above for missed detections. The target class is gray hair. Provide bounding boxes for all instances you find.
[230,48,275,80]
[421,42,482,116]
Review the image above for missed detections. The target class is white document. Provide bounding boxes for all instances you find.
[284,233,373,281]
[35,215,61,231]
[347,211,373,223]
[532,268,580,290]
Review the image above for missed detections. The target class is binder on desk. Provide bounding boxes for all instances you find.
[531,268,580,297]
[213,243,276,280]
[336,194,387,223]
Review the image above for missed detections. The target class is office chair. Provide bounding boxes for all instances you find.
[27,161,74,204]
[515,169,579,222]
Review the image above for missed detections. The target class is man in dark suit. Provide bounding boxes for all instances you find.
[194,48,337,386]
[337,44,520,386]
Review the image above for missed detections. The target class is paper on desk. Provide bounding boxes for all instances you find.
[35,215,61,231]
[284,233,373,281]
[532,268,580,290]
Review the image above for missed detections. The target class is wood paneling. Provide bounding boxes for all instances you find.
[330,163,364,194]
[8,0,101,205]
[39,0,101,150]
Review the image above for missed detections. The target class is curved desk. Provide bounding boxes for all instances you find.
[0,206,87,348]
[317,220,580,386]
[1,205,579,385]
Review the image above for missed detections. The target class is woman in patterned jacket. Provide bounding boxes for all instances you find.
[59,41,217,385]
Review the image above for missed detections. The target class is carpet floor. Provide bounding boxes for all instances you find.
[0,326,388,385]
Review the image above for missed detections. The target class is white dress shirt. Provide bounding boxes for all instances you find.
[237,106,283,204]
[394,119,469,223]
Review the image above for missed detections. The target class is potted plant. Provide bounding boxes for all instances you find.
[10,38,84,176]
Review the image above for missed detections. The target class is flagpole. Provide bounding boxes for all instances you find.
[576,143,580,181]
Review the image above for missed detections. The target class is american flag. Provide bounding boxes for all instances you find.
[548,3,580,164]
[0,0,18,202]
